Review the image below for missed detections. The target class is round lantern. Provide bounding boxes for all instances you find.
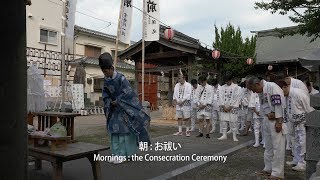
[246,58,254,65]
[212,50,220,59]
[268,65,273,71]
[164,27,174,40]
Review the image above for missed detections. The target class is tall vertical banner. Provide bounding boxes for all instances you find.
[65,0,77,54]
[143,0,160,41]
[119,0,133,44]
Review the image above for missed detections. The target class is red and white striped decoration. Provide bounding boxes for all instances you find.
[164,27,175,40]
[268,65,273,71]
[246,58,253,65]
[212,50,220,59]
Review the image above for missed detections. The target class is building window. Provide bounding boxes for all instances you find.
[85,45,101,58]
[93,78,104,92]
[40,29,58,44]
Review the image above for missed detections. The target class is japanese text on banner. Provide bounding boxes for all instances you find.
[143,0,160,41]
[119,0,133,44]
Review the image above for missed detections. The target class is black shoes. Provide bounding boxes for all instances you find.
[196,133,210,138]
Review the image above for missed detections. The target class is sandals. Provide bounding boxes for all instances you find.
[255,170,284,179]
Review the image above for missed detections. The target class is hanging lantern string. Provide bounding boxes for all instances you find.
[200,42,253,59]
[131,4,253,60]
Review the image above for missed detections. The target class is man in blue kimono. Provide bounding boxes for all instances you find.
[99,52,151,164]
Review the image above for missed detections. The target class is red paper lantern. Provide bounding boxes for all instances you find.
[212,50,220,59]
[246,58,254,65]
[164,27,174,40]
[268,65,273,71]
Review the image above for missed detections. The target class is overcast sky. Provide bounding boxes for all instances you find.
[75,0,297,47]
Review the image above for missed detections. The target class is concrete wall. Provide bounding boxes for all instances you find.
[26,0,64,86]
[26,0,62,52]
[71,32,134,105]
[68,64,135,105]
[75,32,129,56]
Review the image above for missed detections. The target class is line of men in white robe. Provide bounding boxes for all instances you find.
[173,73,317,179]
[173,74,265,143]
[246,76,316,179]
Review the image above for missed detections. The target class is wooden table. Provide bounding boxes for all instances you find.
[28,142,109,180]
[28,135,71,151]
[33,111,80,141]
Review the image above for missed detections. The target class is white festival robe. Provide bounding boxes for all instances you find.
[286,87,314,165]
[219,83,241,123]
[287,78,309,144]
[212,85,221,111]
[244,88,256,120]
[286,88,314,128]
[195,83,214,117]
[191,85,199,109]
[253,92,264,135]
[261,80,286,178]
[190,85,200,128]
[173,82,192,112]
[290,78,309,95]
[252,93,263,119]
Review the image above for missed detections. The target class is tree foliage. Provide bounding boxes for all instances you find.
[212,23,257,79]
[255,0,320,41]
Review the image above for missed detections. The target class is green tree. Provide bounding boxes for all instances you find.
[255,0,320,41]
[212,23,257,79]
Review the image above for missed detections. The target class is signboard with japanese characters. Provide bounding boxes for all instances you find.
[44,80,52,86]
[44,86,60,98]
[119,0,133,44]
[65,0,77,53]
[71,84,84,110]
[143,0,160,41]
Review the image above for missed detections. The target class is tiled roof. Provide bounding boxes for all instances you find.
[70,56,135,70]
[74,25,136,45]
[254,26,320,64]
[118,25,206,59]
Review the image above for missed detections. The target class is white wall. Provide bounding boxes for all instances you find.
[75,33,129,56]
[68,64,135,105]
[72,32,135,105]
[26,0,62,52]
[26,0,64,86]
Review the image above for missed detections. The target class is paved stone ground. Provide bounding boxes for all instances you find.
[29,110,305,180]
[177,146,305,180]
[28,130,254,180]
[73,110,175,137]
[32,110,170,137]
[75,125,179,146]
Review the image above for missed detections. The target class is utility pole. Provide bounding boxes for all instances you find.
[141,0,145,103]
[44,44,47,77]
[61,0,67,103]
[114,0,124,70]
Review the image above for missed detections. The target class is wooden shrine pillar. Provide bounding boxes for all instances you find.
[1,1,28,179]
[168,70,174,106]
[187,56,193,82]
[134,61,139,93]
